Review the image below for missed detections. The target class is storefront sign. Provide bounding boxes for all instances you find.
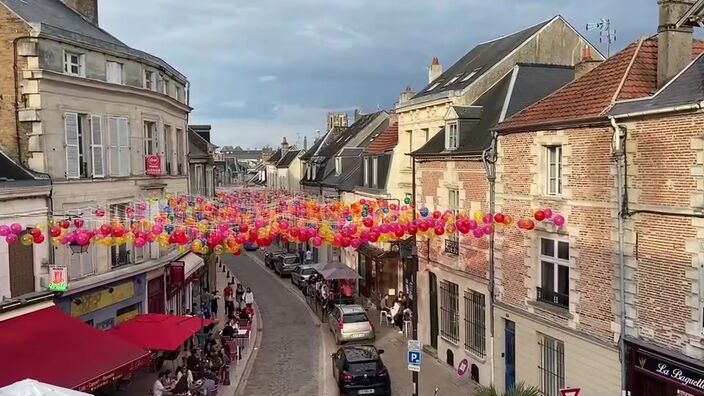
[70,281,135,317]
[75,354,150,392]
[145,155,162,176]
[167,261,185,296]
[635,348,704,393]
[48,266,68,292]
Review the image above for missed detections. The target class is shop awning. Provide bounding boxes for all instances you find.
[0,303,150,392]
[182,252,204,278]
[109,313,213,352]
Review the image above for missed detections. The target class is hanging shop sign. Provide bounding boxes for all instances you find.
[48,266,68,292]
[145,155,162,176]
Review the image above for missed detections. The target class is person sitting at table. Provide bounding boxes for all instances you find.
[220,319,238,338]
[171,366,190,395]
[152,370,174,396]
[380,294,391,314]
[186,348,202,372]
[390,300,404,333]
[341,280,353,298]
[237,308,250,320]
[245,304,254,317]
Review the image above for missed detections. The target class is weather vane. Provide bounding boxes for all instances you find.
[586,18,616,57]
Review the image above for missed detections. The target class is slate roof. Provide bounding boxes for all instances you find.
[267,149,283,164]
[366,122,398,154]
[0,0,186,82]
[498,36,704,131]
[609,52,704,116]
[0,151,50,187]
[413,63,574,156]
[276,150,301,168]
[300,135,325,161]
[412,17,555,99]
[188,129,212,160]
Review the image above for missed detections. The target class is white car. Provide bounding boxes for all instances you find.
[328,304,375,344]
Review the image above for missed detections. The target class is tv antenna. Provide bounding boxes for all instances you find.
[586,18,616,57]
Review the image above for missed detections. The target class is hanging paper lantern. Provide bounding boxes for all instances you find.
[472,228,484,238]
[404,197,411,205]
[0,225,9,237]
[543,208,553,219]
[534,210,546,222]
[553,215,565,227]
[482,214,493,224]
[20,234,33,246]
[493,213,505,224]
[10,223,22,234]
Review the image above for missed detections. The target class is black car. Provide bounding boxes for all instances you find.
[274,254,301,277]
[243,241,258,251]
[264,248,287,269]
[331,345,390,396]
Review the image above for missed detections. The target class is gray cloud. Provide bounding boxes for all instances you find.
[100,0,656,147]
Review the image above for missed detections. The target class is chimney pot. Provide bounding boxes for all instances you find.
[574,46,602,80]
[428,57,442,83]
[399,85,416,104]
[581,47,593,61]
[63,0,99,25]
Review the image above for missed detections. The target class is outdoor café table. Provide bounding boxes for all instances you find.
[230,329,249,359]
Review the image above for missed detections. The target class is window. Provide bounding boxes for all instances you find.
[537,237,570,309]
[176,128,185,175]
[164,125,173,175]
[427,82,439,91]
[143,121,158,156]
[446,122,458,150]
[446,189,460,254]
[65,113,103,178]
[335,157,342,175]
[63,51,84,77]
[144,70,156,91]
[363,157,369,186]
[175,86,183,101]
[440,280,459,344]
[538,334,565,396]
[109,203,134,268]
[193,164,204,195]
[108,117,130,176]
[407,130,413,167]
[443,76,459,86]
[423,128,430,143]
[546,146,563,195]
[372,157,378,188]
[464,290,485,357]
[106,61,123,84]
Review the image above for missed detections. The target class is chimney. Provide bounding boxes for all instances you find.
[63,0,99,25]
[399,85,415,104]
[303,136,308,151]
[281,136,289,156]
[354,109,361,122]
[658,0,695,88]
[428,57,442,83]
[574,47,603,80]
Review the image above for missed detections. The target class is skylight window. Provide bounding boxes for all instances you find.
[427,82,439,91]
[443,76,459,86]
[461,69,481,82]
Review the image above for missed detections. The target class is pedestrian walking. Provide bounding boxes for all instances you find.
[305,249,313,263]
[224,282,235,317]
[244,287,254,308]
[210,290,221,317]
[235,283,245,304]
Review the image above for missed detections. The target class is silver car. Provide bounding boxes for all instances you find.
[328,304,375,344]
[291,264,316,288]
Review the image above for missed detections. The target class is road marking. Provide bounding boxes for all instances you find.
[246,252,329,396]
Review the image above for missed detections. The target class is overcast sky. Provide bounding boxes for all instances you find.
[100,0,656,149]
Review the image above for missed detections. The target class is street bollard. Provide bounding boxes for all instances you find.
[227,270,231,278]
[222,265,226,273]
[231,276,235,284]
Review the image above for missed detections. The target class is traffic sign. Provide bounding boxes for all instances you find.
[457,358,469,377]
[407,339,421,372]
[559,387,580,396]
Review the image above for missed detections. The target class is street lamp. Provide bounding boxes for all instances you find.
[482,133,498,386]
[69,241,89,254]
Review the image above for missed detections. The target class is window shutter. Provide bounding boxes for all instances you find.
[90,115,104,177]
[108,117,119,176]
[117,118,131,176]
[64,112,80,178]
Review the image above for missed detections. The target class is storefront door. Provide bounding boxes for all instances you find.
[429,272,438,349]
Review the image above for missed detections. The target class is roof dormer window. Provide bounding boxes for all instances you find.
[445,122,458,150]
[335,157,342,175]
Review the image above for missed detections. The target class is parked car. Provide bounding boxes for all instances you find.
[331,344,390,396]
[264,247,287,269]
[328,304,375,344]
[274,254,301,277]
[291,264,316,288]
[243,241,258,251]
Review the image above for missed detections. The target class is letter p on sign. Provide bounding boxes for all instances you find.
[559,388,580,396]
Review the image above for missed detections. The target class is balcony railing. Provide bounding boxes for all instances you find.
[445,239,459,255]
[536,287,569,309]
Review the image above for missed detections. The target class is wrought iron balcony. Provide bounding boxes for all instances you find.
[445,239,459,256]
[536,287,569,309]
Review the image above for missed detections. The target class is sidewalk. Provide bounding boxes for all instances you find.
[368,306,479,395]
[113,258,260,396]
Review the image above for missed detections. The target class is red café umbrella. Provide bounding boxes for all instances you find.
[109,313,213,352]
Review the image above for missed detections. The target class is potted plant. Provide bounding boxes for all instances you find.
[475,383,542,396]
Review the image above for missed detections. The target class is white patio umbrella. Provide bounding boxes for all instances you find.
[0,379,92,396]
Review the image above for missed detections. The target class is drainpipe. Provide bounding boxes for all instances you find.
[482,132,498,387]
[609,116,628,396]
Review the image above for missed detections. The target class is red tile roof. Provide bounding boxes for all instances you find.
[498,36,704,131]
[366,122,398,154]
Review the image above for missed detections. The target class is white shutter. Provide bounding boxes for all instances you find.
[108,117,119,176]
[117,118,130,176]
[64,112,80,178]
[90,115,104,177]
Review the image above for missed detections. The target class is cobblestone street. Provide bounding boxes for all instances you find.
[223,253,322,396]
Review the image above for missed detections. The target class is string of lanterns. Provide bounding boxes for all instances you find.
[0,190,566,255]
